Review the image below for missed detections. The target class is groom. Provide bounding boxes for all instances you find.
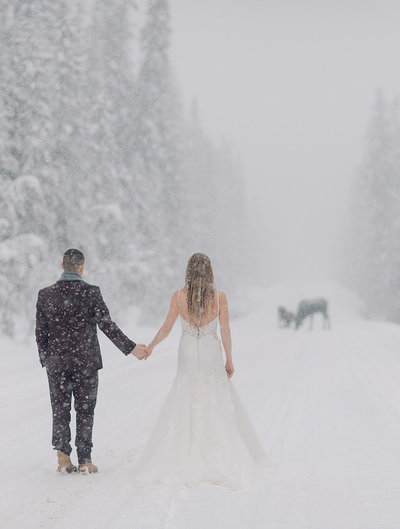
[35,249,147,474]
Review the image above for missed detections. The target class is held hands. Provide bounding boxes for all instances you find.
[225,360,234,378]
[144,345,153,359]
[131,344,148,360]
[131,343,154,360]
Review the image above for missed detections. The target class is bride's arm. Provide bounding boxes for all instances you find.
[145,291,179,357]
[219,292,234,378]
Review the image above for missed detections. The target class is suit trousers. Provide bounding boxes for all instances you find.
[47,369,98,464]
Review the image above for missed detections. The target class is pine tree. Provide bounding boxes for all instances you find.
[349,89,400,320]
[0,0,247,334]
[131,0,185,314]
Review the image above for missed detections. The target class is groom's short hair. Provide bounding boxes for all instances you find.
[63,249,85,271]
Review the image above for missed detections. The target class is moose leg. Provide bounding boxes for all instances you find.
[321,309,330,329]
[325,313,331,330]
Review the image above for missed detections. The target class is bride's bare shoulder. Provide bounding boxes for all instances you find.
[217,290,228,303]
[170,290,179,303]
[171,288,186,304]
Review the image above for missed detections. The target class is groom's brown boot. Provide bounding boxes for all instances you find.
[57,450,77,473]
[78,461,98,474]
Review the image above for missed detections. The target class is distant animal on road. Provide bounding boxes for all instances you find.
[278,306,296,328]
[295,298,330,330]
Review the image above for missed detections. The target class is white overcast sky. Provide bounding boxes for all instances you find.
[168,0,400,282]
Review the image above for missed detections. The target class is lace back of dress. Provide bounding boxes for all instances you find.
[178,289,219,340]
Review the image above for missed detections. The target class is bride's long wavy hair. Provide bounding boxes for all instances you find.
[185,253,216,324]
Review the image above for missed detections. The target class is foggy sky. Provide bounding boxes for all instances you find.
[169,0,400,283]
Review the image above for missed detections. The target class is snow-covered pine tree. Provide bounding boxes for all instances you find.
[131,0,186,315]
[0,0,247,334]
[0,1,63,332]
[180,101,216,253]
[180,102,246,296]
[212,140,246,293]
[81,0,142,310]
[348,89,400,320]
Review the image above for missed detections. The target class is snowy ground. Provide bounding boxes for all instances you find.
[1,282,400,529]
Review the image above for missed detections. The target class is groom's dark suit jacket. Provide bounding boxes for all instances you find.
[35,273,135,374]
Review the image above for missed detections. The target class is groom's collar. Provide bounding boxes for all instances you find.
[58,270,83,282]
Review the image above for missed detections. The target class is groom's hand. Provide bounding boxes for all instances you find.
[131,344,147,360]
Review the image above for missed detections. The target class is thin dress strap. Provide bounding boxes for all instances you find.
[177,289,181,313]
[216,290,220,315]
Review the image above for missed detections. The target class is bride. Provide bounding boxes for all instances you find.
[133,253,267,489]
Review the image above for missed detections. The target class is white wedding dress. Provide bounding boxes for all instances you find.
[133,293,267,489]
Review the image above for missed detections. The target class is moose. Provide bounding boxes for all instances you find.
[295,298,330,330]
[277,298,331,330]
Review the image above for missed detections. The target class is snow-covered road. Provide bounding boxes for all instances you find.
[1,283,400,528]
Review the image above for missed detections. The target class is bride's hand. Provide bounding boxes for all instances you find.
[225,361,234,378]
[144,345,153,358]
[132,344,147,360]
